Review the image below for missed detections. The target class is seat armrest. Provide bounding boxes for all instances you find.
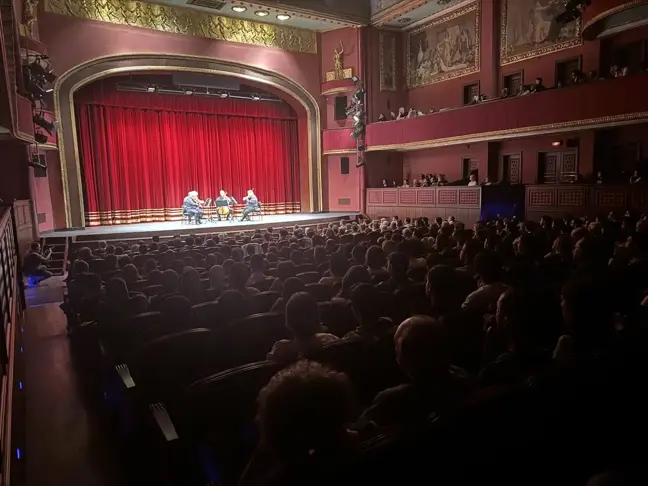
[150,402,179,441]
[115,363,136,388]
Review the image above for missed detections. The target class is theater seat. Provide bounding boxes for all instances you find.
[222,313,288,364]
[140,284,164,297]
[191,301,222,329]
[125,328,219,402]
[250,291,280,313]
[306,283,334,302]
[297,271,321,284]
[319,300,355,337]
[179,361,280,484]
[251,278,275,292]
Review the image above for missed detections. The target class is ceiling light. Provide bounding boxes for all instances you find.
[231,5,246,12]
[254,10,269,17]
[277,14,290,20]
[397,17,412,23]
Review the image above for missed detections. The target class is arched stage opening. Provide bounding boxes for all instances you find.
[54,54,323,228]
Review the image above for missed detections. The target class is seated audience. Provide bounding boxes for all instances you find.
[268,292,338,362]
[462,251,508,314]
[240,361,357,486]
[319,253,348,286]
[270,277,305,314]
[335,266,371,300]
[344,283,393,341]
[229,262,261,297]
[360,316,471,430]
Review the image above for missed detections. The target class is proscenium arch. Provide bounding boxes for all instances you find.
[54,53,322,228]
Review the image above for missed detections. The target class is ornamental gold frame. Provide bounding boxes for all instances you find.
[500,0,582,66]
[53,54,322,228]
[406,2,481,89]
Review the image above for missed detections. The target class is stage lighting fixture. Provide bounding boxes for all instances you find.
[356,157,365,168]
[345,105,357,117]
[28,154,46,170]
[351,125,365,140]
[28,60,47,77]
[219,92,229,99]
[184,88,194,95]
[43,71,57,83]
[34,113,55,134]
[34,131,48,144]
[252,94,260,100]
[147,86,156,92]
[358,144,366,152]
[27,82,47,100]
[353,112,364,123]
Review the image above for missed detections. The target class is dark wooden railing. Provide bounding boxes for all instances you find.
[525,184,648,220]
[366,186,482,226]
[0,204,26,486]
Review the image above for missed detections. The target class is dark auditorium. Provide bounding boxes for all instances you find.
[3,0,648,485]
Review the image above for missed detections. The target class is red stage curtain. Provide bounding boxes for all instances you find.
[75,84,300,226]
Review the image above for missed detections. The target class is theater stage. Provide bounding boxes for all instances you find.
[42,212,361,242]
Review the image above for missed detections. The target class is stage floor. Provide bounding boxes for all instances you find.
[42,212,360,241]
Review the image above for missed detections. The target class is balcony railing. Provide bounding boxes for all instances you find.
[0,203,26,486]
[365,73,648,151]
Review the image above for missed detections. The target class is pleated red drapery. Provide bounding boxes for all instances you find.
[75,82,301,226]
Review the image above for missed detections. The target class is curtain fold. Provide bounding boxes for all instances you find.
[76,89,300,226]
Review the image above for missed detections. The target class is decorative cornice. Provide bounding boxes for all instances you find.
[582,0,648,38]
[366,111,648,152]
[44,0,318,54]
[372,0,428,26]
[323,149,357,156]
[321,86,356,96]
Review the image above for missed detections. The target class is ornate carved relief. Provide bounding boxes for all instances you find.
[44,0,318,54]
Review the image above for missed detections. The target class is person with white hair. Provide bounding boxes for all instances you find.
[182,190,204,224]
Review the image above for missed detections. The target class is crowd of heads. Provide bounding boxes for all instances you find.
[63,211,648,484]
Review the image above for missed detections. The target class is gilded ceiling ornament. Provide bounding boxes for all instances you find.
[44,0,317,54]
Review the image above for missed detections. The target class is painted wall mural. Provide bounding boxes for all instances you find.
[380,30,397,91]
[500,0,581,65]
[407,2,479,89]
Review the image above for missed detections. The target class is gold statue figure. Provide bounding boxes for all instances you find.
[333,40,344,79]
[23,0,39,39]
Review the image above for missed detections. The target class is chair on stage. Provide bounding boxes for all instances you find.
[181,210,195,225]
[248,203,263,221]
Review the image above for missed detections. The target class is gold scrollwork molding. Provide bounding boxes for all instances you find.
[44,0,317,54]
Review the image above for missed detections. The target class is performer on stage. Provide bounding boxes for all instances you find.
[183,190,204,224]
[241,189,260,221]
[215,190,237,221]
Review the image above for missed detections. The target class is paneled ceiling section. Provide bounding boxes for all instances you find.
[150,0,471,32]
[372,0,470,29]
[154,0,365,30]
